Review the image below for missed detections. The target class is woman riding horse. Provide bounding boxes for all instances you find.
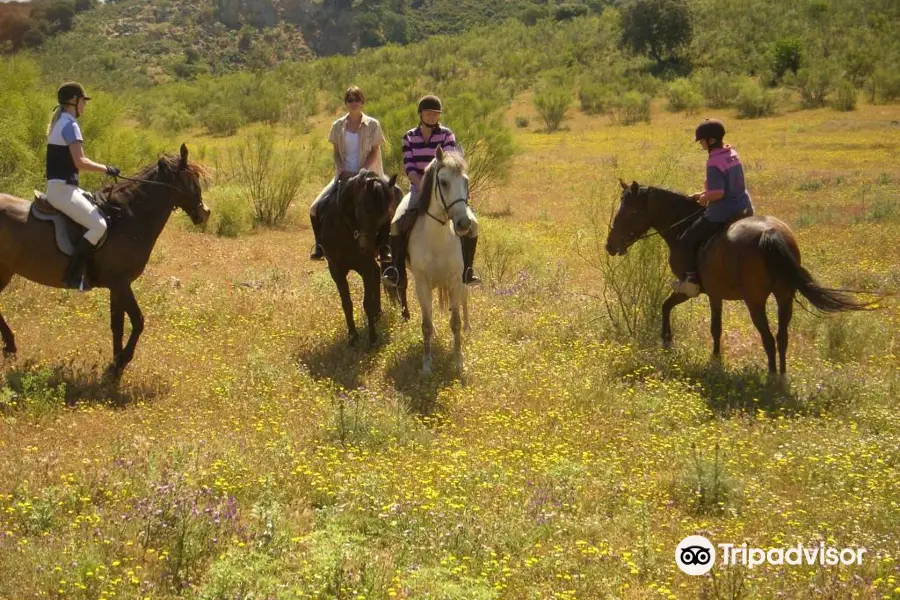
[673,118,754,297]
[309,86,389,264]
[45,82,121,291]
[382,95,481,290]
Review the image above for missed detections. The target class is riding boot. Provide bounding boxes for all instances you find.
[63,237,95,291]
[382,233,408,289]
[461,235,481,285]
[309,214,325,260]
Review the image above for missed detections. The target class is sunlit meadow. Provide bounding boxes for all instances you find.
[1,100,899,599]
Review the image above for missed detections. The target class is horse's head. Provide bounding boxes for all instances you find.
[424,146,471,235]
[157,144,211,225]
[345,170,399,253]
[606,179,653,256]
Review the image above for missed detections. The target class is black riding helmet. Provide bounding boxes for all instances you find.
[57,82,91,106]
[417,95,443,114]
[695,118,725,142]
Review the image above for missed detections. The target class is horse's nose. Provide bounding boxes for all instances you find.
[605,239,616,255]
[456,216,471,232]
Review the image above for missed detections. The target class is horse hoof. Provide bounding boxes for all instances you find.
[2,347,16,358]
[401,308,410,321]
[104,363,123,380]
[348,336,359,348]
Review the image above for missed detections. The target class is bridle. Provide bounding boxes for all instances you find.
[425,166,469,226]
[611,186,704,247]
[112,172,205,217]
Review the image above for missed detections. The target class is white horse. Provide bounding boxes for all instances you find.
[405,147,472,374]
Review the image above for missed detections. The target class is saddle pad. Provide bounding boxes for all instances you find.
[30,191,108,256]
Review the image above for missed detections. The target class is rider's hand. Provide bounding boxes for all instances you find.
[105,165,120,177]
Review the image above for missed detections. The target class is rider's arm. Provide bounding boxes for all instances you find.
[332,142,344,178]
[402,133,421,188]
[363,123,384,171]
[68,142,110,174]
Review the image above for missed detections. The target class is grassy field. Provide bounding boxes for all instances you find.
[1,100,898,599]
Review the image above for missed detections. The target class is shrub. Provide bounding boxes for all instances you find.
[787,62,837,108]
[830,80,857,111]
[864,67,900,104]
[694,69,739,108]
[201,105,243,137]
[771,37,802,80]
[665,78,702,113]
[514,115,529,128]
[735,78,776,118]
[229,129,318,227]
[611,91,652,125]
[533,87,571,132]
[578,82,615,114]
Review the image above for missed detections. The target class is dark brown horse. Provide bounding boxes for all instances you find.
[318,169,401,347]
[0,144,210,376]
[605,180,872,374]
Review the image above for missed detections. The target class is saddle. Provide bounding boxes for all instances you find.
[31,191,111,256]
[698,208,754,258]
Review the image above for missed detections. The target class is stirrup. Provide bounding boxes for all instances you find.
[309,244,325,261]
[464,268,481,286]
[382,265,400,288]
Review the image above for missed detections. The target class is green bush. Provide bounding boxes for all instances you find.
[533,87,571,132]
[229,129,318,227]
[611,91,652,125]
[864,67,900,104]
[830,80,857,111]
[787,62,837,108]
[735,78,776,118]
[694,69,739,108]
[578,81,615,114]
[201,105,243,137]
[665,78,702,113]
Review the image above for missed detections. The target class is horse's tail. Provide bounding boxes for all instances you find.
[438,286,450,312]
[759,229,875,312]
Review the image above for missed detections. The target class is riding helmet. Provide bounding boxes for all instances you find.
[417,94,443,113]
[695,118,725,142]
[57,82,91,105]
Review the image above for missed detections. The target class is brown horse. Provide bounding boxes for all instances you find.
[605,180,872,374]
[318,169,401,347]
[0,144,210,376]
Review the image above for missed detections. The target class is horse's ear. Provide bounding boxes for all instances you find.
[158,158,169,174]
[619,178,628,190]
[179,143,189,170]
[436,145,444,162]
[631,181,640,195]
[387,174,397,189]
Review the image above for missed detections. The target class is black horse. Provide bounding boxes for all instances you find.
[318,169,401,347]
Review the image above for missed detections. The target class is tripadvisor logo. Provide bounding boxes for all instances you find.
[675,535,866,575]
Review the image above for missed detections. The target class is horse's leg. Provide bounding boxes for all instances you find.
[746,300,777,373]
[111,285,144,375]
[462,282,470,333]
[448,284,464,372]
[776,292,794,375]
[0,273,17,355]
[110,287,126,364]
[415,277,434,374]
[363,261,380,348]
[709,295,723,359]
[329,264,358,346]
[661,292,689,349]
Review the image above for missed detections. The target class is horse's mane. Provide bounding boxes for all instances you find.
[416,150,467,217]
[98,154,208,207]
[643,184,701,214]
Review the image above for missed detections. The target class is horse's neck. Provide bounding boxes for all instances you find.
[124,188,176,242]
[646,188,701,247]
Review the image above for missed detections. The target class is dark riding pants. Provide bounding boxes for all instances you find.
[678,216,726,276]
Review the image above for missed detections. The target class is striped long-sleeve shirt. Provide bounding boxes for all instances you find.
[402,124,460,195]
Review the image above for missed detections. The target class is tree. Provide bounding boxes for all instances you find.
[0,13,37,50]
[620,0,692,68]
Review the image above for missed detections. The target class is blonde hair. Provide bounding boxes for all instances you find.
[46,105,64,136]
